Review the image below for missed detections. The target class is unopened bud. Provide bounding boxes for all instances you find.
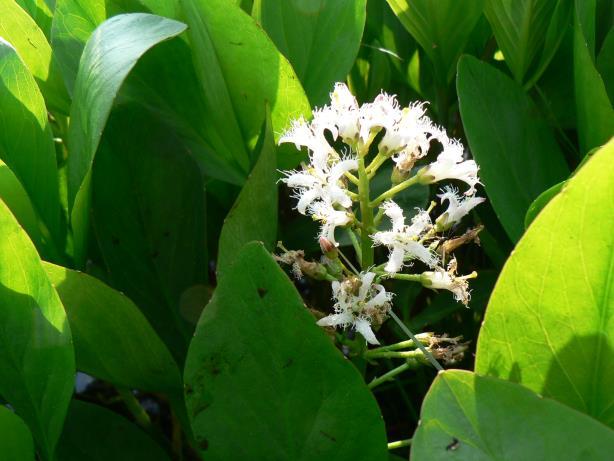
[391,165,410,185]
[319,236,337,256]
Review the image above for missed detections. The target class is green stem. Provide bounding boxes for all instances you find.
[370,175,420,207]
[388,273,423,283]
[117,388,152,430]
[357,156,374,268]
[388,439,413,450]
[368,362,411,389]
[366,335,431,354]
[344,171,360,186]
[366,350,426,360]
[347,228,362,266]
[366,152,388,178]
[389,311,443,371]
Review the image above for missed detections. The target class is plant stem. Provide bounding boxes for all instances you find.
[368,361,412,389]
[388,273,423,283]
[366,350,424,360]
[347,228,362,265]
[357,156,374,268]
[366,152,388,178]
[389,311,443,371]
[344,171,360,186]
[370,175,420,207]
[117,388,152,430]
[388,439,413,450]
[367,335,431,354]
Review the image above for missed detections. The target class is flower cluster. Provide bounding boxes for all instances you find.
[277,83,485,345]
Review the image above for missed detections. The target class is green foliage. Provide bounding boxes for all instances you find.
[457,55,569,241]
[0,200,74,460]
[475,140,614,427]
[0,406,35,460]
[253,0,367,105]
[184,243,388,460]
[0,0,612,458]
[411,370,614,460]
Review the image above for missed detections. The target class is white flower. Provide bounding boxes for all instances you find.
[380,103,442,172]
[329,82,360,142]
[282,155,357,214]
[420,259,475,306]
[317,272,392,345]
[419,137,480,194]
[435,186,485,230]
[309,201,353,246]
[279,116,333,166]
[358,92,401,143]
[371,201,438,273]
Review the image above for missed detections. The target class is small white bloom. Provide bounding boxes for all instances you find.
[358,92,401,143]
[330,82,360,142]
[371,201,438,273]
[279,117,333,166]
[436,186,485,230]
[419,137,480,194]
[421,259,475,306]
[317,272,393,345]
[282,156,357,215]
[381,103,442,172]
[309,201,353,246]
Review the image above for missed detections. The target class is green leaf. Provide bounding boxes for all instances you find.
[92,106,208,363]
[0,0,69,113]
[0,199,74,460]
[66,13,187,263]
[217,108,278,279]
[0,406,35,460]
[484,0,571,86]
[56,400,169,461]
[475,139,614,428]
[184,242,388,460]
[457,55,569,242]
[0,38,64,257]
[180,0,311,171]
[573,0,614,155]
[411,370,614,460]
[523,180,565,228]
[596,28,614,102]
[15,0,54,38]
[386,0,484,84]
[253,0,367,105]
[43,262,182,394]
[0,159,47,252]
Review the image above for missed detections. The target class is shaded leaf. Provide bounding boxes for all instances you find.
[411,370,614,460]
[0,406,35,460]
[56,400,169,461]
[475,139,614,428]
[0,199,74,459]
[457,55,569,241]
[386,0,484,84]
[43,262,182,394]
[184,242,388,460]
[92,106,208,364]
[573,0,614,155]
[253,0,367,105]
[217,108,278,279]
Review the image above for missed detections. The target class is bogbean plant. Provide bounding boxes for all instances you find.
[275,83,484,374]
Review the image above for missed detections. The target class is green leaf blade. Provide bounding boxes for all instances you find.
[457,55,569,242]
[0,406,35,460]
[0,200,75,459]
[475,138,614,428]
[184,242,388,460]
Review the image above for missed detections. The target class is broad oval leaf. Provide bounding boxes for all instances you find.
[184,242,388,460]
[253,0,367,105]
[484,0,572,86]
[386,0,484,84]
[56,400,169,461]
[92,106,208,363]
[66,13,187,253]
[180,0,311,170]
[217,109,278,279]
[411,370,614,460]
[43,262,182,394]
[0,38,63,258]
[475,139,614,428]
[523,180,565,229]
[0,406,35,460]
[573,0,614,155]
[0,0,69,113]
[457,55,569,242]
[0,199,75,459]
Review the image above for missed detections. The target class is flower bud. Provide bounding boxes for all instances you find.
[319,236,337,255]
[391,165,410,185]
